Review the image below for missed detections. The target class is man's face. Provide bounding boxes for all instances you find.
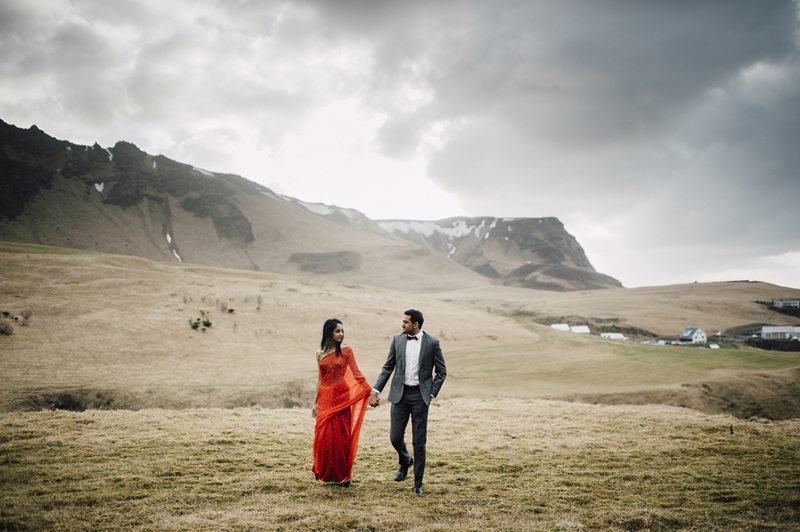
[401,315,420,335]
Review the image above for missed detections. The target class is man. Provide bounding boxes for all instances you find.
[369,309,447,496]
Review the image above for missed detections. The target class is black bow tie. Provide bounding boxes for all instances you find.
[407,335,418,341]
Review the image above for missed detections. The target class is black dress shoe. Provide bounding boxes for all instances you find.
[394,458,413,481]
[412,486,423,496]
[337,480,350,488]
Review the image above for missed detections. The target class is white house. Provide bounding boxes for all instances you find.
[761,325,800,340]
[678,326,707,344]
[773,299,800,309]
[601,332,629,341]
[551,323,591,334]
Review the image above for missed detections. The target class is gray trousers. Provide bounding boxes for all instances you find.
[390,385,429,488]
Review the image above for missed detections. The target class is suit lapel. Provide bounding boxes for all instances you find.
[419,332,428,362]
[397,334,407,373]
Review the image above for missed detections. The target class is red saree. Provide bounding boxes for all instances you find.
[312,345,372,483]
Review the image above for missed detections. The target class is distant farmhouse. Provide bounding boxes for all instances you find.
[773,299,800,309]
[601,332,629,341]
[761,325,800,340]
[550,323,591,334]
[678,326,707,345]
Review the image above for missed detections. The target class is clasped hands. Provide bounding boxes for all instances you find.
[368,391,380,408]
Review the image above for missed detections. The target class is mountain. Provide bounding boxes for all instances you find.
[0,119,620,291]
[379,218,621,290]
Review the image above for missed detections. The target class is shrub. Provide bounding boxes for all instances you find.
[0,322,13,335]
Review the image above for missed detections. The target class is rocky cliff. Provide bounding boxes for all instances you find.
[378,218,621,290]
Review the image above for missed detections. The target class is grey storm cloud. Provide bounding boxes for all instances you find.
[328,0,800,254]
[318,2,796,143]
[1,0,798,286]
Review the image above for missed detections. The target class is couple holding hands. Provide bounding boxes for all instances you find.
[312,309,447,496]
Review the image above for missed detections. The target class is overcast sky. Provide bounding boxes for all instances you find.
[1,0,799,289]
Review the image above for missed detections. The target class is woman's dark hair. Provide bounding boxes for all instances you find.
[404,309,424,328]
[320,318,343,356]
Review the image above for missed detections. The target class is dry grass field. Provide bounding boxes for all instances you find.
[2,244,800,529]
[2,400,798,530]
[2,245,799,415]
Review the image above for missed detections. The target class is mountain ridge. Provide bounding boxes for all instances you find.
[0,119,620,291]
[378,217,621,290]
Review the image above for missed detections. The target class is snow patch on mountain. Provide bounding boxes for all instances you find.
[192,166,214,177]
[379,219,486,239]
[339,208,363,221]
[256,186,281,200]
[298,201,334,216]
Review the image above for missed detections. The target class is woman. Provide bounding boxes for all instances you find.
[312,318,372,487]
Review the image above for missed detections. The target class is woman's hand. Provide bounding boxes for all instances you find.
[311,406,317,418]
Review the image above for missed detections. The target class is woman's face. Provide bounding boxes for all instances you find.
[331,323,344,344]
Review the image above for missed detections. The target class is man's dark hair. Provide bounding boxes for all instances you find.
[404,309,424,328]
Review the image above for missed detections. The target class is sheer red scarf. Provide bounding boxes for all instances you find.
[312,345,371,482]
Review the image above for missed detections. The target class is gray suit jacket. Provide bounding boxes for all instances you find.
[373,331,446,406]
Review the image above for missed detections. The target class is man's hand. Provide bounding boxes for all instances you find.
[369,391,380,407]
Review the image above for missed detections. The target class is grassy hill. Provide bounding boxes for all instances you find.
[1,246,799,416]
[1,247,799,529]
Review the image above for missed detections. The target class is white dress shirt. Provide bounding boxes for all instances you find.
[403,330,423,386]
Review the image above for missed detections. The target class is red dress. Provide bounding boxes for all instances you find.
[312,345,372,483]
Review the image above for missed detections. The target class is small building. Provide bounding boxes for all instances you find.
[550,323,591,334]
[678,326,707,345]
[773,299,800,309]
[601,332,629,341]
[640,339,670,346]
[761,325,800,340]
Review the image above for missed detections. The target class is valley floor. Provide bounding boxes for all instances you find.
[2,398,798,530]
